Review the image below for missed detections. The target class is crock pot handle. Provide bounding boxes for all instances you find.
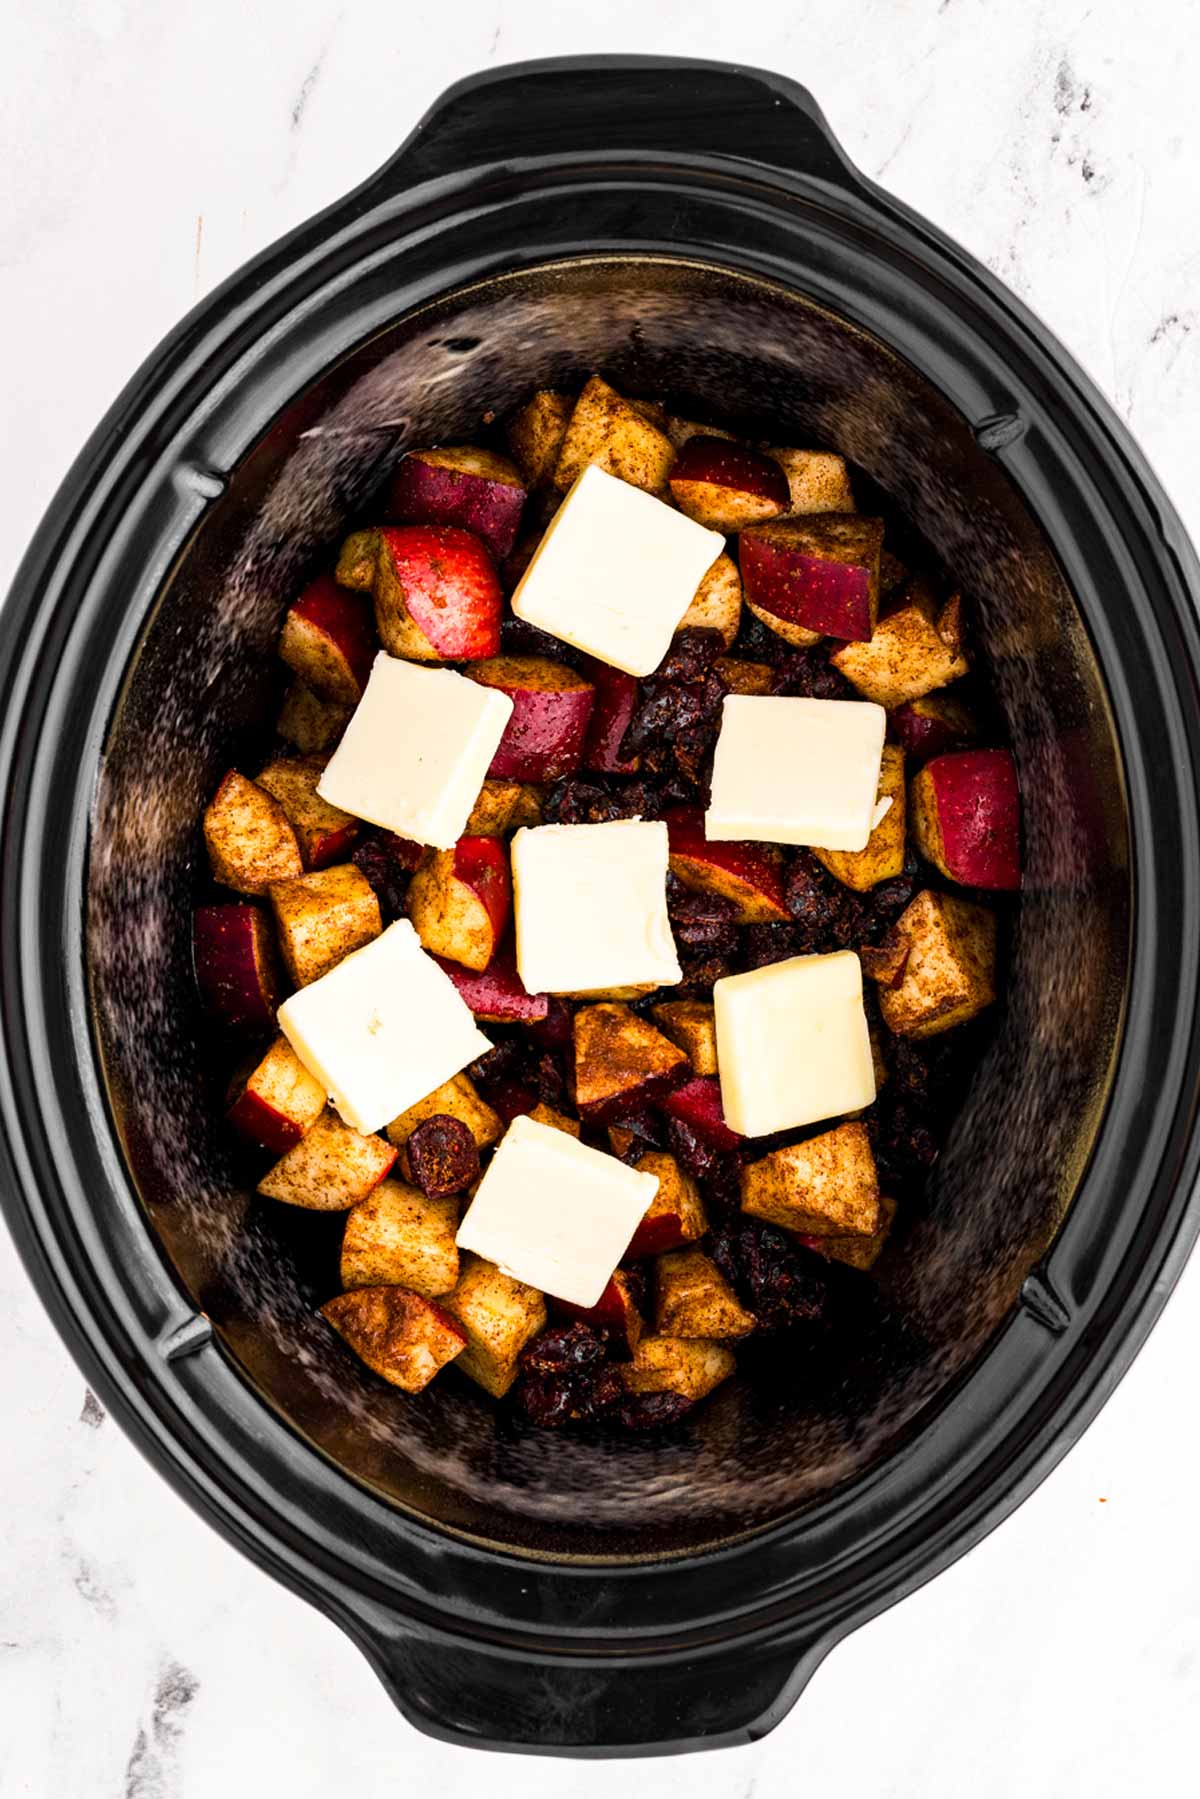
[351,1619,832,1754]
[377,55,862,193]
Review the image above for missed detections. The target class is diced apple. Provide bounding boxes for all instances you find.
[910,748,1021,891]
[256,756,359,870]
[506,390,573,487]
[812,744,906,892]
[386,1071,503,1160]
[226,1034,326,1152]
[525,1102,581,1137]
[277,680,352,755]
[625,1149,708,1257]
[464,777,543,836]
[714,656,775,696]
[466,655,594,781]
[801,1195,898,1272]
[859,928,910,988]
[193,902,279,1035]
[650,1000,717,1075]
[741,1121,881,1237]
[581,660,640,775]
[334,530,378,592]
[434,944,549,1024]
[404,837,511,972]
[740,514,884,642]
[268,864,382,987]
[890,689,977,762]
[668,438,789,531]
[258,1109,397,1209]
[573,1004,689,1120]
[386,445,527,562]
[552,375,676,494]
[764,447,855,515]
[831,578,969,707]
[204,770,303,896]
[278,574,376,703]
[321,1285,466,1393]
[677,552,743,648]
[621,1335,734,1403]
[554,1269,644,1356]
[877,890,997,1038]
[659,1076,741,1150]
[441,1253,548,1397]
[340,1179,460,1297]
[655,1247,755,1340]
[368,524,503,662]
[743,601,823,649]
[665,807,788,922]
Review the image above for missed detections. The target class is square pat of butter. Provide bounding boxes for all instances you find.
[707,694,886,851]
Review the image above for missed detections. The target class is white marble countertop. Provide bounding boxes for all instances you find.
[3,2,1200,1794]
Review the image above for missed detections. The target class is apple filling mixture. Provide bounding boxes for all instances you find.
[193,375,1020,1431]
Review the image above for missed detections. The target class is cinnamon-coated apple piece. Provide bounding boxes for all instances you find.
[277,680,352,756]
[659,1076,741,1151]
[625,1149,708,1257]
[203,770,303,896]
[435,944,549,1024]
[506,390,573,487]
[876,890,996,1038]
[665,807,788,923]
[573,1004,689,1121]
[256,756,358,870]
[334,530,377,592]
[554,1269,644,1357]
[278,574,376,704]
[441,1253,548,1397]
[763,446,855,514]
[655,1247,755,1340]
[813,744,906,892]
[193,902,280,1035]
[890,688,977,762]
[386,1071,503,1160]
[552,375,676,494]
[352,525,503,662]
[909,748,1021,891]
[741,1121,881,1237]
[386,445,527,562]
[405,837,511,972]
[467,654,595,782]
[677,552,743,648]
[340,1179,460,1297]
[621,1335,734,1403]
[800,1195,898,1272]
[831,577,968,707]
[668,437,790,531]
[465,777,545,836]
[650,999,718,1075]
[258,1109,397,1209]
[743,600,824,650]
[713,656,775,695]
[859,928,910,988]
[581,659,640,775]
[740,514,884,642]
[525,1102,581,1137]
[321,1285,466,1393]
[268,864,381,987]
[226,1034,326,1153]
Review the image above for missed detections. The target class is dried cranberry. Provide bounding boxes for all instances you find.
[769,648,853,700]
[785,852,867,950]
[351,833,418,920]
[468,1038,524,1086]
[521,1322,606,1374]
[740,922,801,970]
[529,996,573,1050]
[543,776,663,826]
[668,885,740,957]
[616,1391,694,1430]
[406,1114,479,1197]
[531,1049,568,1108]
[519,1375,576,1429]
[656,627,724,684]
[676,951,735,996]
[664,1114,717,1182]
[607,1106,666,1153]
[701,1151,745,1224]
[710,1219,830,1333]
[500,616,585,667]
[733,606,791,665]
[516,1324,624,1428]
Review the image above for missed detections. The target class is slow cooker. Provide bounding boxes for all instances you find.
[3,55,1200,1756]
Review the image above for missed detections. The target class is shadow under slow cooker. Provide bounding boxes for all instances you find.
[87,257,1128,1558]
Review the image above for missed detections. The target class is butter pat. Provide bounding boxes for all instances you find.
[707,695,886,851]
[318,652,513,849]
[713,951,875,1138]
[511,818,682,995]
[511,465,725,676]
[277,919,491,1135]
[456,1115,660,1307]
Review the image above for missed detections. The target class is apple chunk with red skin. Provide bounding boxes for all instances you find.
[659,1076,741,1151]
[573,1003,689,1122]
[256,756,358,870]
[386,445,527,563]
[227,1034,326,1153]
[554,1269,644,1357]
[581,658,640,775]
[321,1285,466,1393]
[467,654,595,781]
[203,771,303,896]
[665,807,788,923]
[678,553,743,648]
[193,902,280,1035]
[668,437,790,532]
[625,1149,708,1257]
[405,836,511,972]
[279,574,376,704]
[740,514,884,642]
[258,1109,397,1209]
[890,689,977,762]
[435,944,548,1024]
[352,525,503,663]
[910,748,1021,891]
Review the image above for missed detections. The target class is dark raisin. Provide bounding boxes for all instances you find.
[664,1114,717,1181]
[870,1098,940,1192]
[733,606,791,665]
[351,833,420,920]
[710,1219,830,1333]
[519,1375,576,1429]
[543,776,663,826]
[769,648,854,700]
[500,615,586,667]
[616,1390,694,1430]
[405,1114,479,1197]
[607,1106,666,1153]
[785,851,867,950]
[516,1323,625,1428]
[468,1037,524,1086]
[656,627,724,684]
[480,1078,539,1125]
[740,921,801,970]
[521,1322,606,1374]
[531,1049,568,1107]
[668,886,740,956]
[529,996,573,1050]
[676,951,736,996]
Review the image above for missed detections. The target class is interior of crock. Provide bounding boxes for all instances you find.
[87,258,1129,1557]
